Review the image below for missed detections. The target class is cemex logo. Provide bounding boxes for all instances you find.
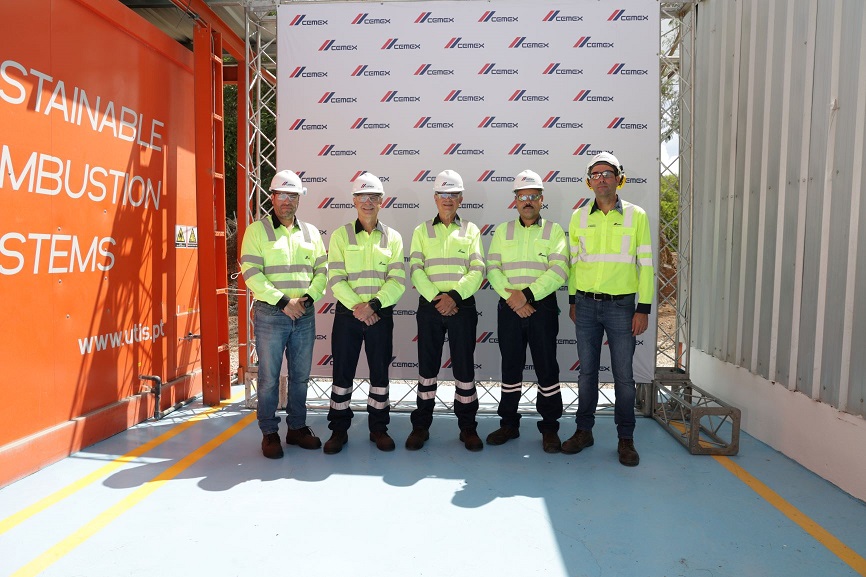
[319,40,358,51]
[574,36,615,48]
[316,334,328,340]
[573,144,607,156]
[415,64,454,76]
[573,197,592,210]
[478,170,513,183]
[509,199,549,209]
[414,170,436,182]
[444,143,484,155]
[479,11,518,23]
[570,360,581,371]
[352,171,390,184]
[381,144,420,156]
[608,63,649,75]
[382,38,422,50]
[414,117,454,129]
[318,198,355,209]
[543,117,583,129]
[381,90,421,103]
[508,90,549,102]
[391,356,419,368]
[445,37,485,49]
[479,116,519,129]
[543,63,583,75]
[351,65,390,77]
[476,331,498,343]
[416,12,455,23]
[543,171,583,184]
[543,10,583,22]
[443,359,482,370]
[318,145,356,156]
[509,143,549,156]
[351,117,390,130]
[319,92,357,104]
[444,90,484,102]
[574,89,614,102]
[381,198,421,209]
[317,302,337,314]
[478,63,519,75]
[290,66,327,78]
[608,9,650,21]
[626,177,648,184]
[317,355,334,366]
[509,37,549,49]
[352,13,390,24]
[289,15,328,26]
[478,224,496,236]
[296,171,328,184]
[608,117,648,130]
[289,119,327,131]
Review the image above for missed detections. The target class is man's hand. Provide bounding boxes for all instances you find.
[282,296,308,320]
[353,302,379,325]
[632,312,648,336]
[569,303,576,323]
[515,303,536,318]
[432,293,458,316]
[505,288,528,311]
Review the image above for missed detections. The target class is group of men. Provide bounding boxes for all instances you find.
[239,152,654,467]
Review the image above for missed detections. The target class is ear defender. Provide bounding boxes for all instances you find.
[617,174,626,189]
[586,178,593,189]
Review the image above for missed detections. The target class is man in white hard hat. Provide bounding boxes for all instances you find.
[324,172,406,454]
[564,152,654,467]
[485,170,569,453]
[405,170,486,452]
[240,170,328,459]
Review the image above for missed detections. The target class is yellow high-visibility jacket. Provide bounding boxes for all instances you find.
[409,214,485,303]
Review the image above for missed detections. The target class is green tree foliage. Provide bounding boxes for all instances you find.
[660,174,679,252]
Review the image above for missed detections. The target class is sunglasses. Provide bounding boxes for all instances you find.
[354,194,383,204]
[272,192,300,201]
[588,170,618,181]
[515,192,542,202]
[435,192,461,199]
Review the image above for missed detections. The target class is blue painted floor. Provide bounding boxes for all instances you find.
[1,386,865,577]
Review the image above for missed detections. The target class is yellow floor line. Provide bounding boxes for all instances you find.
[12,411,257,577]
[713,455,866,576]
[0,392,244,536]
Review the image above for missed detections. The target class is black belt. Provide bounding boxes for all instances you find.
[575,290,633,301]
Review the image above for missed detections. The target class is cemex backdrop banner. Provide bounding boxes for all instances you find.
[276,0,659,383]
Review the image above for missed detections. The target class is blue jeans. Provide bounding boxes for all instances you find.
[573,296,637,438]
[253,300,315,434]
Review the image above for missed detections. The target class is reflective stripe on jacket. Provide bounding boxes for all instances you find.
[409,215,485,302]
[328,220,406,308]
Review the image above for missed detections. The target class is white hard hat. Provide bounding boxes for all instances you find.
[434,169,464,193]
[586,152,624,177]
[513,169,544,192]
[270,169,306,194]
[351,172,385,195]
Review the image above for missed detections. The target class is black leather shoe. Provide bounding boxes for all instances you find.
[486,426,519,445]
[459,429,484,452]
[618,438,640,467]
[323,430,348,454]
[285,426,322,450]
[261,432,284,459]
[405,428,429,451]
[542,431,562,454]
[561,429,594,454]
[370,431,396,452]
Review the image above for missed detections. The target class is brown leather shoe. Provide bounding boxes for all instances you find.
[486,426,519,445]
[561,429,594,454]
[261,432,284,459]
[369,431,396,452]
[285,426,322,450]
[618,438,640,467]
[405,428,429,451]
[542,431,562,454]
[459,429,484,452]
[323,430,348,454]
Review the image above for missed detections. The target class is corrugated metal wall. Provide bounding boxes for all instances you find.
[689,0,866,416]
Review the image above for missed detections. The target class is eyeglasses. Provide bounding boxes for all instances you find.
[272,192,300,202]
[515,192,542,202]
[589,170,618,181]
[435,192,461,199]
[354,194,383,204]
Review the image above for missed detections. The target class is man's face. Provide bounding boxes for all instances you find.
[353,193,383,220]
[434,191,462,221]
[588,163,619,197]
[271,192,300,221]
[514,188,543,222]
